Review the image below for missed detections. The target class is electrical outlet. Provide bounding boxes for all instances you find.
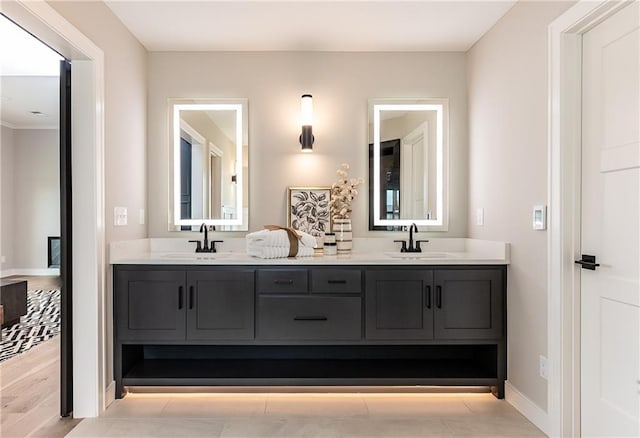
[476,208,484,226]
[539,355,548,380]
[1,255,5,264]
[139,209,145,225]
[114,206,128,226]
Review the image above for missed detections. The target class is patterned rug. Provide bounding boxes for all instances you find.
[0,289,60,362]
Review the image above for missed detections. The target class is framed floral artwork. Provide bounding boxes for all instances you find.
[287,186,331,237]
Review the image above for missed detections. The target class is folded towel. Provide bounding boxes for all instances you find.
[246,244,315,259]
[246,228,317,259]
[245,229,316,249]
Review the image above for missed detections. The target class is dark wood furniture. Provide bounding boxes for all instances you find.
[0,279,27,327]
[114,264,506,399]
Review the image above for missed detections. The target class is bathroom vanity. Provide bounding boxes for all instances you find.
[111,239,508,399]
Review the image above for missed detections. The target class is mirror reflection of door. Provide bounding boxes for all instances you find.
[180,137,192,230]
[368,139,402,231]
[209,147,222,219]
[401,122,430,220]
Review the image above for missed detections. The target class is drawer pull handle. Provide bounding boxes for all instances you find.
[189,286,194,310]
[294,316,328,321]
[327,280,347,284]
[425,285,432,309]
[436,285,442,309]
[274,279,294,285]
[178,286,184,310]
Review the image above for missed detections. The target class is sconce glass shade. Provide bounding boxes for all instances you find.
[300,94,314,152]
[301,94,313,125]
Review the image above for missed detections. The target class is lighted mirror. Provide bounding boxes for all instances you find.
[169,99,248,231]
[368,99,448,230]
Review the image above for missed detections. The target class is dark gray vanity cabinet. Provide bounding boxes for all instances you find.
[115,267,254,342]
[114,264,507,400]
[115,269,187,341]
[365,270,434,340]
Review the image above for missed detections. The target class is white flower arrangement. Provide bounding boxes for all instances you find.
[328,163,364,220]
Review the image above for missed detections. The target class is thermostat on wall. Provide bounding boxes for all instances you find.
[533,205,546,230]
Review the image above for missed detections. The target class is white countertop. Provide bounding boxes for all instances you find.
[110,238,509,266]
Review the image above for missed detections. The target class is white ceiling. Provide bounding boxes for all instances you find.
[105,0,517,52]
[1,77,60,129]
[0,15,62,130]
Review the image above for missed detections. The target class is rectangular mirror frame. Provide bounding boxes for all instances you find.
[371,98,449,229]
[169,99,248,230]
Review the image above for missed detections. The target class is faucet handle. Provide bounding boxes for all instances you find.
[393,240,408,253]
[415,240,430,252]
[188,240,203,253]
[209,240,224,253]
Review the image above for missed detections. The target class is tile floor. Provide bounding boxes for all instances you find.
[66,392,545,437]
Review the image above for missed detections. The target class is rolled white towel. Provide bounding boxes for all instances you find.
[245,229,316,249]
[246,244,315,259]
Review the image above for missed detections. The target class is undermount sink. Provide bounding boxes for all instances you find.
[159,252,232,260]
[384,252,457,259]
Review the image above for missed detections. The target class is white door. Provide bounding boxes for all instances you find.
[401,123,427,219]
[581,2,640,436]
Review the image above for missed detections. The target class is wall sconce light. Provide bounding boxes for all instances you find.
[231,174,237,184]
[300,94,314,152]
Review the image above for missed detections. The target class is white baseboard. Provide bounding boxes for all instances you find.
[105,381,116,410]
[1,268,60,278]
[505,381,549,436]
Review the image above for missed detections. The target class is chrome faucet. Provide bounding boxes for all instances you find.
[394,223,429,253]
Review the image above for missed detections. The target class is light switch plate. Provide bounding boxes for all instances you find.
[139,209,145,225]
[533,205,546,230]
[476,208,484,226]
[114,206,127,226]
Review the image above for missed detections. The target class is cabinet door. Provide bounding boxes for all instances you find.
[434,269,504,339]
[365,270,434,340]
[187,270,255,341]
[115,269,186,341]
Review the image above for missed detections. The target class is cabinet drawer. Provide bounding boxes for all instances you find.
[257,296,361,340]
[310,269,362,294]
[257,270,308,294]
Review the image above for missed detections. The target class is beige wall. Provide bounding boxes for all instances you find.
[148,52,468,238]
[0,127,59,271]
[12,129,60,269]
[0,126,16,271]
[467,0,574,411]
[49,1,147,243]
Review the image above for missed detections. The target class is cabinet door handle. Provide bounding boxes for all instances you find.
[436,285,442,309]
[189,286,194,310]
[294,316,328,321]
[425,285,432,309]
[327,279,347,284]
[274,279,294,285]
[178,286,184,309]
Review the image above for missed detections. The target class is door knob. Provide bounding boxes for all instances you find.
[575,254,600,270]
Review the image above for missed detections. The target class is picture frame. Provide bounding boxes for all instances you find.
[287,186,331,237]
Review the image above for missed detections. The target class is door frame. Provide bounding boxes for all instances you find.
[548,0,634,436]
[1,0,106,417]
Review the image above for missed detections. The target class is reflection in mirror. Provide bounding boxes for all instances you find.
[170,99,248,231]
[368,99,448,230]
